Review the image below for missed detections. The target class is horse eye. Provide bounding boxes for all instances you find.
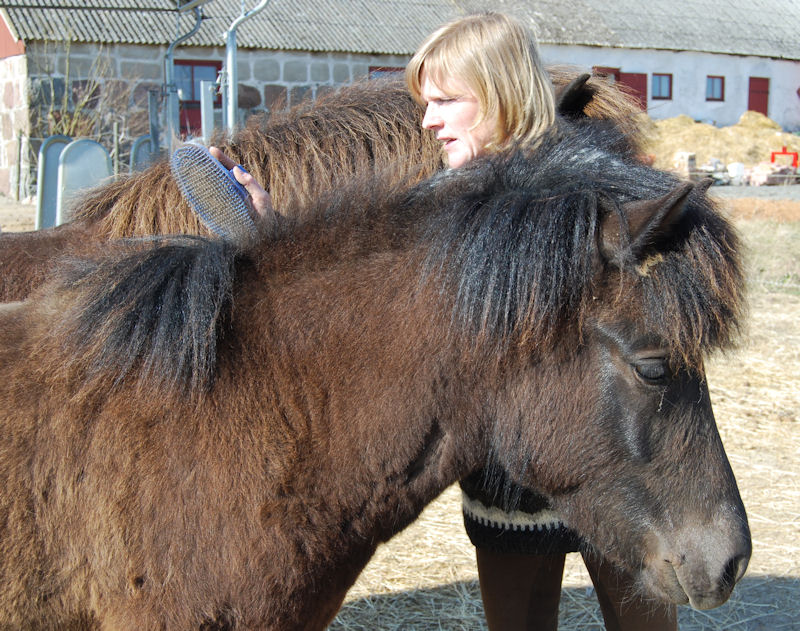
[633,359,668,383]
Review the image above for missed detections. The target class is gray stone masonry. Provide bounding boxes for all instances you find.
[1,41,409,195]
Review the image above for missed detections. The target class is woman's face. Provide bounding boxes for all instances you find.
[420,73,496,169]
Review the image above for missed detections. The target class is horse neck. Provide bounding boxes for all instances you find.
[228,251,495,543]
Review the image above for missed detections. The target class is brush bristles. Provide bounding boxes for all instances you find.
[170,145,257,243]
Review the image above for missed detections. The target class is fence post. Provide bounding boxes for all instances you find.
[200,80,217,143]
[112,121,120,176]
[148,89,162,159]
[15,130,23,201]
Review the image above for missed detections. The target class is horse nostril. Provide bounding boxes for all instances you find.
[721,554,749,588]
[733,554,749,582]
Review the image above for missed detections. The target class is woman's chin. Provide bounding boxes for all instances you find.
[445,150,469,169]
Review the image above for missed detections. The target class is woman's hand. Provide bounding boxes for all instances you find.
[209,146,276,220]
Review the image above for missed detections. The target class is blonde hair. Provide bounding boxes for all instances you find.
[406,12,556,151]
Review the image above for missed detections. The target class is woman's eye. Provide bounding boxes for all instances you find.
[633,359,668,383]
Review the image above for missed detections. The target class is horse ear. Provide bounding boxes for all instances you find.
[599,182,694,263]
[555,73,594,118]
[695,177,714,195]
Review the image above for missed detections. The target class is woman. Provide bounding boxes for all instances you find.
[405,15,677,631]
[213,12,677,631]
[406,12,555,168]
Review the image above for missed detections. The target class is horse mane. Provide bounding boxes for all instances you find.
[40,116,733,400]
[71,77,443,238]
[39,236,237,397]
[69,69,642,239]
[73,165,213,238]
[547,66,644,142]
[416,118,744,366]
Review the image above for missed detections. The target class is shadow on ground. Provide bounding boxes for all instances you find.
[328,575,799,630]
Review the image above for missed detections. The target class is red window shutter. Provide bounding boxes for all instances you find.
[619,72,648,110]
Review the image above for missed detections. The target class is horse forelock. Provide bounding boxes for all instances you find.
[39,235,237,399]
[417,118,745,363]
[631,192,746,367]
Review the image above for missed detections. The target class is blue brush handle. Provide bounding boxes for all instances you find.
[222,166,249,201]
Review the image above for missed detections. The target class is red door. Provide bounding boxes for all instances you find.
[748,77,770,116]
[619,72,648,110]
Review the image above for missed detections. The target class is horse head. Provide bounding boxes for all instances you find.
[418,119,749,610]
[553,183,748,610]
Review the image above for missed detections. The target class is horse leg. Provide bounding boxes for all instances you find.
[582,550,678,631]
[475,548,564,631]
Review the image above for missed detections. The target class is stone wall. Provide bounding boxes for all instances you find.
[25,40,410,127]
[179,46,409,116]
[0,40,409,196]
[25,40,162,143]
[0,53,30,199]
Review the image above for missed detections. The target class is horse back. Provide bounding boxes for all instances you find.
[0,222,100,302]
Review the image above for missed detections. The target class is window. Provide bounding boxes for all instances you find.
[651,73,672,100]
[174,60,221,103]
[174,60,222,135]
[706,76,725,101]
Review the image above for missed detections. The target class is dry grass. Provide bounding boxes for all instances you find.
[721,200,800,295]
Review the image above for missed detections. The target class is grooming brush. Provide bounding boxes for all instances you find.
[170,144,258,242]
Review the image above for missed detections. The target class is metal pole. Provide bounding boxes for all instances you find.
[223,0,272,132]
[200,80,217,143]
[148,89,161,159]
[164,6,205,152]
[112,121,120,176]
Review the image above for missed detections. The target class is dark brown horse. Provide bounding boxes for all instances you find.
[0,69,641,302]
[0,116,749,629]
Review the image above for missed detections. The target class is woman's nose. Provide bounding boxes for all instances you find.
[421,104,440,130]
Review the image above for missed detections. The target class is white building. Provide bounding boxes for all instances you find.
[520,0,800,129]
[1,0,799,197]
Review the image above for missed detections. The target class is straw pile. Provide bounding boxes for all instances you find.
[641,111,800,172]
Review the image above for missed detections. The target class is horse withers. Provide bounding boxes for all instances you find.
[0,118,749,629]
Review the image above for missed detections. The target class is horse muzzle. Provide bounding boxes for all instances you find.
[642,512,751,609]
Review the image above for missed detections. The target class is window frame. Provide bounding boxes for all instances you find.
[706,75,725,102]
[651,73,673,100]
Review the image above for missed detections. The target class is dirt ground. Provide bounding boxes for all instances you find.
[0,190,798,630]
[0,193,36,232]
